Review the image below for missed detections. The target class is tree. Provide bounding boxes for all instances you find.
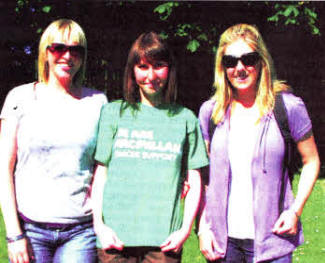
[153,1,321,53]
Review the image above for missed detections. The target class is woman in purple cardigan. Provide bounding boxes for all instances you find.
[198,24,320,263]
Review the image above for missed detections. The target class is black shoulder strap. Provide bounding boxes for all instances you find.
[274,93,292,210]
[274,93,291,143]
[208,118,216,142]
[208,102,218,141]
[274,92,298,186]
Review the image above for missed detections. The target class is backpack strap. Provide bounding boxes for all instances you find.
[274,93,291,144]
[274,92,291,163]
[274,92,297,185]
[274,92,294,213]
[207,101,218,142]
[208,118,216,142]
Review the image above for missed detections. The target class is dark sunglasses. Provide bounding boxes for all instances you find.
[222,52,260,68]
[47,43,85,57]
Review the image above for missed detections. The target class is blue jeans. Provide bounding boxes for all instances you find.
[23,221,97,263]
[209,237,292,263]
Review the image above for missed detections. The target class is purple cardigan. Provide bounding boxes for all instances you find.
[199,93,312,262]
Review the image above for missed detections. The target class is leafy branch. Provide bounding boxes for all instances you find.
[267,2,320,35]
[153,2,321,54]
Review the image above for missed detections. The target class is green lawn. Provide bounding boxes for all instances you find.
[1,177,324,262]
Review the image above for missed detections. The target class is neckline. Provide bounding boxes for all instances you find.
[34,82,84,101]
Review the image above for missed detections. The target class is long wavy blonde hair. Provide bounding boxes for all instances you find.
[38,19,87,87]
[211,23,288,124]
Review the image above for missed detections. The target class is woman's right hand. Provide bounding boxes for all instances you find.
[95,223,124,251]
[8,238,30,263]
[199,230,225,261]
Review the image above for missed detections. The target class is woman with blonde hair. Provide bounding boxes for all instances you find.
[0,19,107,263]
[198,24,320,262]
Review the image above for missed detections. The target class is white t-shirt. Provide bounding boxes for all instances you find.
[0,82,107,224]
[227,102,260,239]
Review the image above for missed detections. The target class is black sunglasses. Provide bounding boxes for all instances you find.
[222,52,260,68]
[47,43,85,57]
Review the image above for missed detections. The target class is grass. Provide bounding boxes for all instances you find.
[1,176,324,262]
[0,205,6,262]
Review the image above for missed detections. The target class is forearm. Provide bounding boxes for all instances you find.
[0,171,22,236]
[181,169,202,235]
[198,203,212,235]
[292,158,320,216]
[197,171,210,234]
[91,163,108,233]
[0,119,22,236]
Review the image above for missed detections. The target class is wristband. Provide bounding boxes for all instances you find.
[6,233,26,243]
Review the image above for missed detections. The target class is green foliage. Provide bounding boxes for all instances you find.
[175,23,192,37]
[154,2,179,21]
[153,2,321,53]
[267,2,320,35]
[42,5,51,13]
[197,33,208,42]
[15,0,28,12]
[15,0,53,34]
[187,39,200,53]
[174,23,214,53]
[159,31,169,40]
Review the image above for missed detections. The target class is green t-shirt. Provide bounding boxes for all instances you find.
[95,101,209,247]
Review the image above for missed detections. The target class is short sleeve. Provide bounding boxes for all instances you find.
[82,86,108,106]
[94,102,120,166]
[185,111,209,170]
[283,93,313,142]
[198,100,215,142]
[95,92,108,107]
[1,88,26,120]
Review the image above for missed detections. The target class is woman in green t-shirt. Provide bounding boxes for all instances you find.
[91,32,209,263]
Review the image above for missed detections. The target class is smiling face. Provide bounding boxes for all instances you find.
[224,38,260,95]
[134,58,169,106]
[46,37,83,85]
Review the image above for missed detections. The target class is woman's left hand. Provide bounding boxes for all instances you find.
[272,209,298,236]
[160,228,189,253]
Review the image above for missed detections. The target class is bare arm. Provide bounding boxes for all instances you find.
[91,163,124,250]
[292,135,320,216]
[0,118,30,263]
[160,169,202,253]
[273,135,320,235]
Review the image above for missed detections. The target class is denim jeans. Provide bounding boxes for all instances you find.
[23,221,97,263]
[209,237,292,263]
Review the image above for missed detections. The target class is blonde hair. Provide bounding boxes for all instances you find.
[211,23,288,124]
[38,19,87,87]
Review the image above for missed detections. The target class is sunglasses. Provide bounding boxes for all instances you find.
[47,43,85,57]
[222,52,260,68]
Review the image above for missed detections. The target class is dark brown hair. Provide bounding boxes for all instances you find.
[123,32,177,108]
